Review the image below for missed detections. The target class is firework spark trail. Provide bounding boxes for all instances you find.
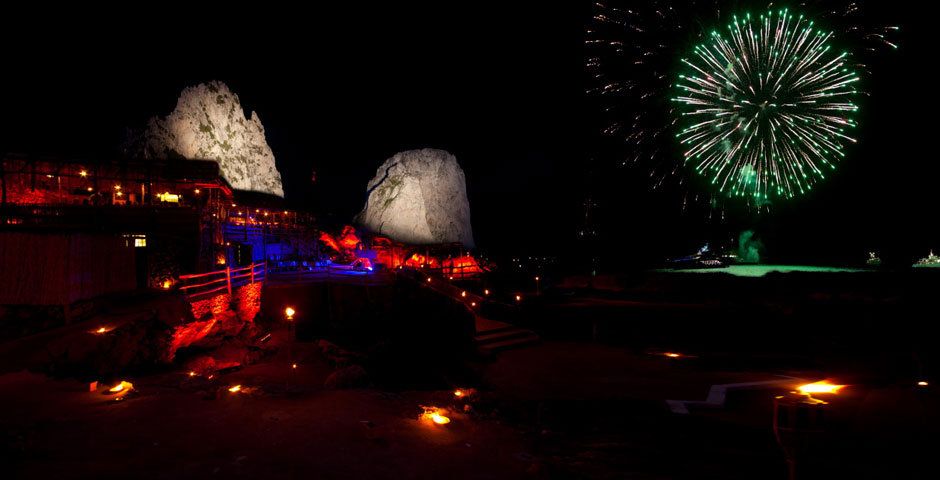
[672,8,861,200]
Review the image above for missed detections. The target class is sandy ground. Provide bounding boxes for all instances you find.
[2,331,937,479]
[1,356,534,480]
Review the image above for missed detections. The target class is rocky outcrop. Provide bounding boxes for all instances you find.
[324,365,370,389]
[355,149,474,247]
[124,81,284,197]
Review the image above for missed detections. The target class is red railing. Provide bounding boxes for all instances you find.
[179,262,266,299]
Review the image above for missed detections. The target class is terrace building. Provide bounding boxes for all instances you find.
[0,153,313,323]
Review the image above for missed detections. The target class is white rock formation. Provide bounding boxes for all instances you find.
[355,149,474,247]
[124,81,283,197]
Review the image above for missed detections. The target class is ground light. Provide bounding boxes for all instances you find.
[774,381,847,479]
[420,406,450,425]
[108,381,133,393]
[796,381,846,395]
[285,307,296,392]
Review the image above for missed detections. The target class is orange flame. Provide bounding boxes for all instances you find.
[95,327,107,334]
[453,388,476,398]
[163,280,171,289]
[229,385,242,393]
[420,406,450,425]
[109,381,133,393]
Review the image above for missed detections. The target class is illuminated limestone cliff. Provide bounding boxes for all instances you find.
[356,149,474,248]
[124,81,283,197]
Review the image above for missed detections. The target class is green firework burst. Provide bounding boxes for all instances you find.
[673,9,859,201]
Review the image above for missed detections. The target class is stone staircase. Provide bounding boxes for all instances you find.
[474,316,539,353]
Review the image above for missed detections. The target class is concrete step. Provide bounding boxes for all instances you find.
[475,328,539,353]
[475,328,536,345]
[475,324,518,336]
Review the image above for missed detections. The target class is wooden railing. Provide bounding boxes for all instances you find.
[179,262,267,299]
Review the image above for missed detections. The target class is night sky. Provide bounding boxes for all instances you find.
[2,3,935,268]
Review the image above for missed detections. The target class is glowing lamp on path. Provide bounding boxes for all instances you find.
[229,385,242,393]
[80,170,87,177]
[461,291,466,297]
[95,327,107,334]
[162,280,171,289]
[515,295,521,302]
[918,381,929,387]
[194,189,200,194]
[664,353,681,358]
[285,307,295,320]
[484,289,489,295]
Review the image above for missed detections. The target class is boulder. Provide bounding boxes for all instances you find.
[355,149,474,247]
[123,80,284,197]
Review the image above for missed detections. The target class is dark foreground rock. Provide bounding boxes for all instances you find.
[324,365,370,389]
